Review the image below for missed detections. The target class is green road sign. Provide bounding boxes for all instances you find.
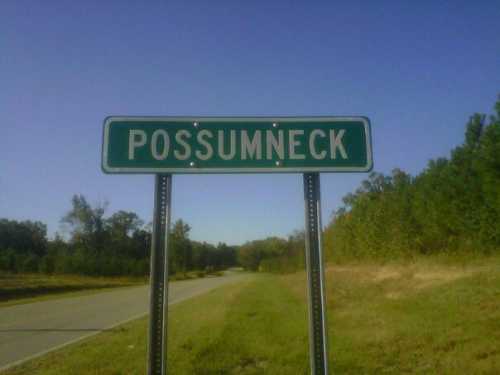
[102,116,372,174]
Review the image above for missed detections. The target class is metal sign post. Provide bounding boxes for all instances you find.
[303,173,329,374]
[102,116,373,375]
[147,174,172,375]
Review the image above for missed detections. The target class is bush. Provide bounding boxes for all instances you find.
[196,270,206,278]
[0,249,18,272]
[22,255,39,273]
[39,256,55,274]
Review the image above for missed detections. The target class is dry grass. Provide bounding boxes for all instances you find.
[0,272,145,306]
[4,257,500,374]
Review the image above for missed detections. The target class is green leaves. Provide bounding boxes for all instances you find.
[325,95,500,260]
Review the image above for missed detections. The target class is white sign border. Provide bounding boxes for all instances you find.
[102,116,373,174]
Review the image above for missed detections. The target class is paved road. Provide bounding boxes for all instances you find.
[0,272,247,371]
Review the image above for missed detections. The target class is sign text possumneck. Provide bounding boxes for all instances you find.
[102,117,372,174]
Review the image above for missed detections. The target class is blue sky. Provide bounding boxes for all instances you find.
[1,1,499,245]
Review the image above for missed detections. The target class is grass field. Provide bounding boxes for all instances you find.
[0,273,146,307]
[4,257,500,374]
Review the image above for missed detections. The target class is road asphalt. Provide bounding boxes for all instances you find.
[0,272,247,371]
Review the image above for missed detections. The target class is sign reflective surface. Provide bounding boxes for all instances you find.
[102,117,372,174]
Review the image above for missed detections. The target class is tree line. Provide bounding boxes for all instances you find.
[0,195,237,276]
[324,96,500,260]
[2,96,498,275]
[237,230,305,273]
[234,96,500,270]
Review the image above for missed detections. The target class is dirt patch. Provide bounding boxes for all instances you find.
[372,268,402,282]
[385,291,402,299]
[412,269,475,289]
[286,263,480,302]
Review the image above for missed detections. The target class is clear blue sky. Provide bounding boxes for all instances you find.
[1,1,499,245]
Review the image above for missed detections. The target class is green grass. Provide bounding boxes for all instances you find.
[0,273,146,307]
[4,258,500,374]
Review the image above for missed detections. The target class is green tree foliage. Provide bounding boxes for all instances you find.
[215,242,238,268]
[190,241,238,271]
[107,210,145,258]
[325,96,500,260]
[169,221,238,274]
[169,219,193,274]
[61,195,108,254]
[238,232,305,273]
[0,219,47,257]
[107,211,144,239]
[0,199,238,276]
[58,196,151,276]
[0,219,47,273]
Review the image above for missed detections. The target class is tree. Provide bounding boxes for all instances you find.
[61,195,108,254]
[323,95,500,260]
[0,219,47,257]
[107,211,143,239]
[106,211,144,258]
[169,219,192,273]
[238,236,291,272]
[0,219,47,272]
